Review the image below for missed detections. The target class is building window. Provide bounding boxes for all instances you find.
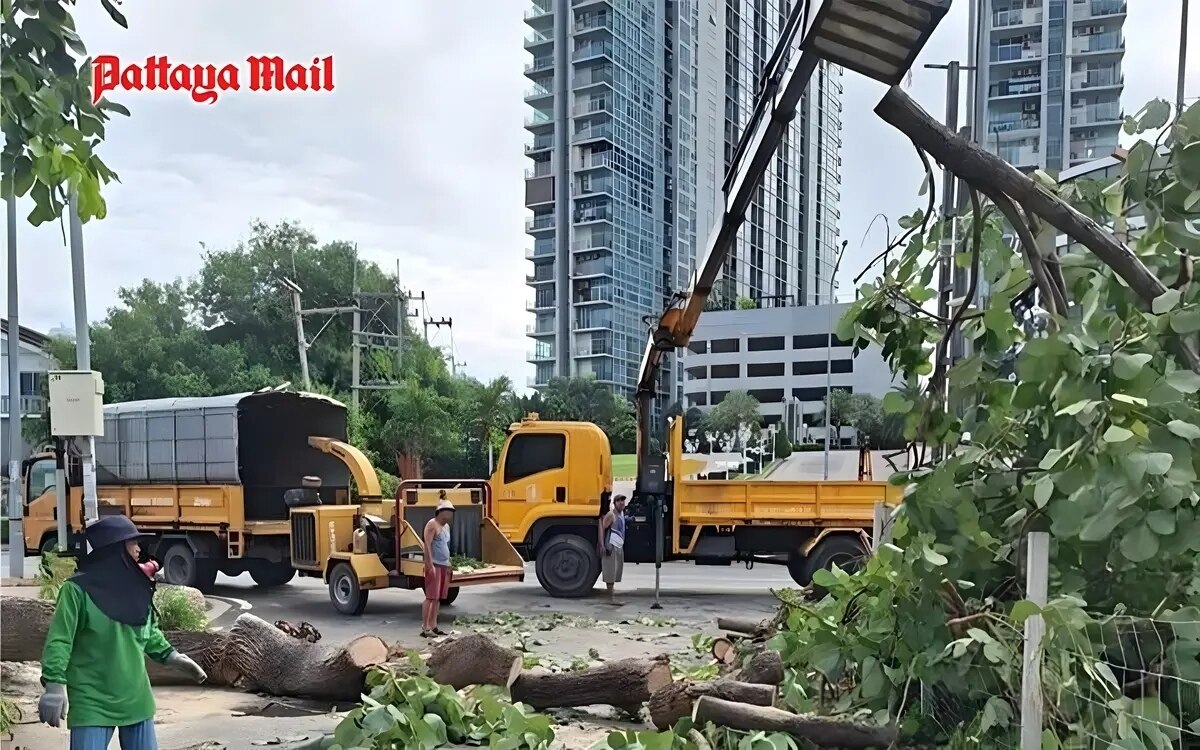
[711,391,729,405]
[793,333,851,350]
[686,366,708,380]
[747,362,785,377]
[503,433,566,483]
[747,336,785,351]
[792,385,853,401]
[748,388,785,402]
[688,340,708,354]
[688,393,708,407]
[792,359,853,376]
[19,372,46,396]
[711,338,740,354]
[711,364,739,379]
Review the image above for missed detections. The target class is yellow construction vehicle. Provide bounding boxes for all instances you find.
[20,390,525,614]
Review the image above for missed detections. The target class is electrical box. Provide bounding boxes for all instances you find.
[48,370,105,437]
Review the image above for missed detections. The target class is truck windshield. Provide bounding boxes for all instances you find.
[27,459,55,502]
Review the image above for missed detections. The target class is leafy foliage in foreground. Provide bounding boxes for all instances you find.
[764,99,1200,748]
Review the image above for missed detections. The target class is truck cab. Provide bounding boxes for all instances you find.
[21,451,67,555]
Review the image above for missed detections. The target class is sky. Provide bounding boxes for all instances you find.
[4,0,1198,390]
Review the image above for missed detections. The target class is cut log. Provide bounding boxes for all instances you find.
[711,637,737,665]
[692,696,898,749]
[221,613,389,701]
[649,679,777,730]
[716,617,772,636]
[736,650,784,686]
[511,654,673,713]
[427,632,521,690]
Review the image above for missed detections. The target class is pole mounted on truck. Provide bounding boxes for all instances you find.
[631,0,952,596]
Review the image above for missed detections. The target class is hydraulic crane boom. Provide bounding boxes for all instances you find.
[633,0,951,487]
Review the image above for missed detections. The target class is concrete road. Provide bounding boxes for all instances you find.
[769,448,910,481]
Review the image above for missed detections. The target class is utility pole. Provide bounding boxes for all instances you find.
[68,194,98,527]
[822,241,848,481]
[282,278,311,389]
[351,246,360,409]
[423,316,452,343]
[1179,0,1191,116]
[6,195,24,578]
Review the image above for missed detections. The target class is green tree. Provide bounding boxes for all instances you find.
[376,382,458,470]
[768,99,1200,747]
[536,375,637,453]
[703,390,760,435]
[772,428,792,459]
[1,0,131,224]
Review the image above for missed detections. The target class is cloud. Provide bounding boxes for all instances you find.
[9,0,1199,388]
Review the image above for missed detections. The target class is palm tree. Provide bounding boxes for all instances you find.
[471,376,514,456]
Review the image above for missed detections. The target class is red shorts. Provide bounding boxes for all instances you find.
[424,564,451,601]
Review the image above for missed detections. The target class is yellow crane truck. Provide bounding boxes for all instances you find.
[20,390,524,614]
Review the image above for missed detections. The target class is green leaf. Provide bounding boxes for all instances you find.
[1165,370,1200,394]
[1166,419,1200,440]
[1113,352,1153,379]
[881,391,913,414]
[1056,399,1096,416]
[1033,477,1053,508]
[1152,288,1182,314]
[1171,308,1200,334]
[1146,509,1176,535]
[1010,600,1041,624]
[922,547,948,566]
[1145,452,1174,475]
[810,568,838,589]
[1137,99,1173,131]
[1111,393,1149,406]
[1039,449,1066,471]
[1120,523,1160,562]
[1103,425,1134,443]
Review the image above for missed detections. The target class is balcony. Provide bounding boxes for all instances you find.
[526,271,555,284]
[525,162,554,179]
[524,83,554,103]
[527,349,556,362]
[525,57,554,76]
[578,150,614,170]
[1073,0,1126,20]
[573,67,613,90]
[991,43,1043,63]
[525,110,554,129]
[573,0,612,9]
[1070,103,1123,126]
[527,297,556,312]
[575,13,612,34]
[996,144,1041,166]
[575,315,612,330]
[987,115,1041,134]
[525,31,553,49]
[526,215,556,233]
[572,96,611,117]
[572,42,613,63]
[574,343,613,357]
[989,78,1041,98]
[992,8,1042,28]
[527,375,550,388]
[1072,69,1123,90]
[572,124,613,144]
[1072,32,1124,55]
[1069,142,1115,162]
[573,232,613,251]
[574,177,613,197]
[574,259,614,277]
[527,323,556,336]
[525,135,554,153]
[525,3,553,22]
[1,395,46,415]
[573,205,612,224]
[574,286,614,304]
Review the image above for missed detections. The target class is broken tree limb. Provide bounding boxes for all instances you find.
[219,613,389,701]
[716,617,772,636]
[711,637,737,666]
[426,632,521,690]
[692,696,898,749]
[511,654,673,713]
[735,650,784,686]
[649,679,777,730]
[873,85,1200,374]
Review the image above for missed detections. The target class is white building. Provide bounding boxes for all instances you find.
[1,319,55,468]
[681,304,896,443]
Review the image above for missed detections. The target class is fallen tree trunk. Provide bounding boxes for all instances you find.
[511,654,673,713]
[1,598,387,700]
[716,617,772,636]
[711,637,737,666]
[872,85,1200,374]
[220,613,389,701]
[427,632,522,690]
[649,679,776,730]
[692,696,898,749]
[736,650,784,686]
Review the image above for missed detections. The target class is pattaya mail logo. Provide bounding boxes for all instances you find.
[91,55,335,105]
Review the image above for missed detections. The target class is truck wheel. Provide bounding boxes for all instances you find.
[535,534,600,598]
[249,562,296,588]
[802,534,868,597]
[328,562,368,616]
[440,587,460,606]
[40,535,60,555]
[161,543,218,594]
[786,549,809,587]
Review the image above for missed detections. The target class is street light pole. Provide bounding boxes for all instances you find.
[68,194,98,527]
[6,195,24,579]
[822,240,848,481]
[1179,0,1191,116]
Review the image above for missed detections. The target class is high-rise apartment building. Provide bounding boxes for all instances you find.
[523,0,842,410]
[971,0,1126,173]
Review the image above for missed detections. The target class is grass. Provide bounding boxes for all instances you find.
[612,454,637,479]
[154,586,208,631]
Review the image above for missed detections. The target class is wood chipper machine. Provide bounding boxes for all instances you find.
[288,439,526,615]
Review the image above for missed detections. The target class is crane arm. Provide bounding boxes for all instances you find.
[633,0,822,474]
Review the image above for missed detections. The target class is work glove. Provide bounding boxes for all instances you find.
[165,652,208,683]
[38,683,67,727]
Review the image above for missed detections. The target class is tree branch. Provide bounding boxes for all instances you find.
[874,86,1200,374]
[990,191,1064,322]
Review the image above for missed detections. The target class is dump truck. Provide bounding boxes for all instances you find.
[19,389,525,613]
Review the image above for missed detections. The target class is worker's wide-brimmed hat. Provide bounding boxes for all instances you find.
[84,515,147,550]
[435,499,455,512]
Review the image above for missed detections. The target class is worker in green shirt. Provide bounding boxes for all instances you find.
[38,515,208,749]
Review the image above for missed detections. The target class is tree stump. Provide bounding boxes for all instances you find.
[511,654,673,713]
[427,632,522,690]
[649,679,777,730]
[692,696,898,749]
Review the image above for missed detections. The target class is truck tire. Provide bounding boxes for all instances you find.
[161,543,218,594]
[40,534,60,555]
[249,562,296,588]
[328,562,369,616]
[802,534,868,597]
[786,549,809,587]
[440,587,460,606]
[535,534,600,598]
